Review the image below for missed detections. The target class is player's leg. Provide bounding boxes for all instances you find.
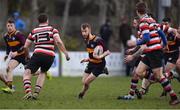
[118,61,148,100]
[34,71,52,80]
[0,70,7,85]
[78,73,96,99]
[78,63,92,99]
[165,62,176,79]
[32,54,55,100]
[22,54,40,100]
[153,67,180,105]
[159,62,176,97]
[175,58,180,80]
[6,59,19,88]
[140,78,151,95]
[22,69,33,99]
[32,71,46,100]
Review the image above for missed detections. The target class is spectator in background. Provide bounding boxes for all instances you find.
[13,11,26,32]
[119,16,132,76]
[100,19,113,48]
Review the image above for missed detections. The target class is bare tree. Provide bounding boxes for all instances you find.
[98,0,108,25]
[0,0,8,31]
[31,0,38,28]
[62,0,72,37]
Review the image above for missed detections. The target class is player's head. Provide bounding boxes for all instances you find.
[6,18,16,33]
[133,17,139,28]
[136,2,147,17]
[162,17,171,26]
[81,23,91,41]
[38,13,49,24]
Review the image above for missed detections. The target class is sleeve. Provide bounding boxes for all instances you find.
[27,32,34,42]
[96,38,107,51]
[157,29,167,47]
[52,28,60,38]
[3,36,10,55]
[16,32,26,45]
[53,28,59,35]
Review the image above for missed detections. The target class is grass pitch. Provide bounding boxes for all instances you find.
[0,76,180,109]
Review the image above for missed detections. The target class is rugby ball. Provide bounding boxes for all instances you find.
[94,45,103,56]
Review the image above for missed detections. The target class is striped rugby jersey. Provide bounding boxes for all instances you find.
[27,24,59,56]
[139,14,162,53]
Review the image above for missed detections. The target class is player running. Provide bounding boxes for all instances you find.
[20,14,70,100]
[117,2,179,105]
[78,23,110,99]
[137,18,180,97]
[0,18,26,93]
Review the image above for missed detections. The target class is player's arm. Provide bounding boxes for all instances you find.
[132,45,146,58]
[14,33,33,58]
[157,29,167,47]
[124,45,146,63]
[53,32,70,61]
[93,48,110,59]
[168,27,178,36]
[93,39,110,59]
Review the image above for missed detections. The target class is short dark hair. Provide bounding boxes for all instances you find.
[162,17,171,23]
[136,2,146,14]
[81,23,91,29]
[38,13,48,23]
[7,18,15,24]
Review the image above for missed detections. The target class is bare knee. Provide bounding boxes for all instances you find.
[135,69,145,79]
[23,69,32,80]
[6,66,12,73]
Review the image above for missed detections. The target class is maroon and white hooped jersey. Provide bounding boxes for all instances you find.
[27,24,59,56]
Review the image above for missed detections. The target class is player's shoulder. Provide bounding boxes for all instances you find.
[15,30,23,35]
[94,36,103,41]
[3,32,8,38]
[140,16,155,24]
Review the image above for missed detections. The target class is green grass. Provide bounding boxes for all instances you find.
[0,76,180,109]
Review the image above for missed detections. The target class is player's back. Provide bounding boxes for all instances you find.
[28,25,59,56]
[139,15,162,53]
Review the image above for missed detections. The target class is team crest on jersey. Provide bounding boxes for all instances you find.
[12,37,15,40]
[91,44,94,48]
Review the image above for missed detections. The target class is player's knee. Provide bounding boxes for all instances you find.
[135,69,144,78]
[6,66,12,73]
[23,69,31,78]
[83,81,89,86]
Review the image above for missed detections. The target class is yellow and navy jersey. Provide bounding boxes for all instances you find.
[160,24,179,52]
[3,31,26,55]
[86,36,107,63]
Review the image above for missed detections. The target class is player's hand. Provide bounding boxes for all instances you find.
[4,55,8,61]
[25,57,30,62]
[80,58,89,63]
[10,51,18,58]
[106,50,111,55]
[163,45,169,52]
[176,57,180,66]
[124,55,134,63]
[127,40,136,48]
[66,55,70,61]
[125,48,135,55]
